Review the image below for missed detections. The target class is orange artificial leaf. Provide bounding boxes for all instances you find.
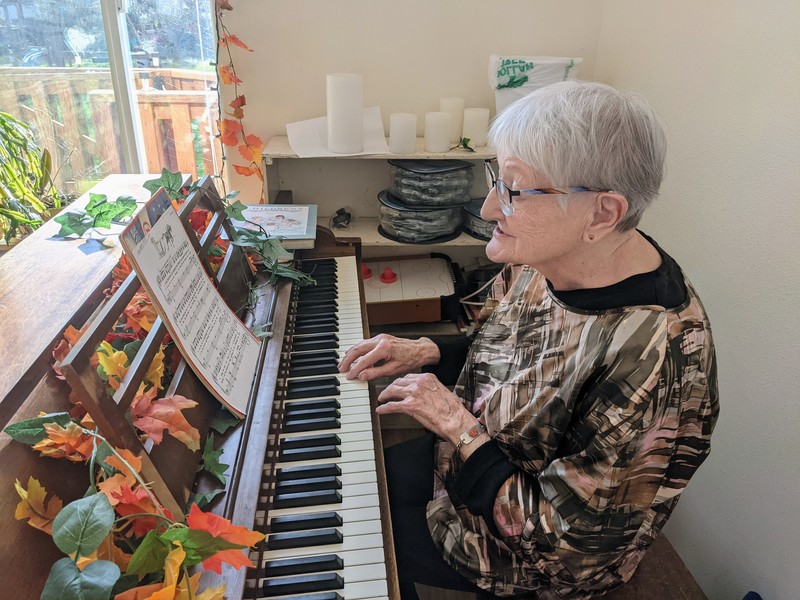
[64,325,84,346]
[233,164,262,181]
[186,503,265,572]
[97,340,129,391]
[105,447,143,476]
[228,95,246,119]
[219,33,252,51]
[97,473,130,506]
[123,290,158,334]
[32,421,95,462]
[77,531,132,572]
[14,477,63,535]
[131,392,200,451]
[218,118,242,146]
[238,134,264,163]
[218,64,242,85]
[114,583,164,600]
[112,255,133,286]
[79,411,96,429]
[178,573,225,600]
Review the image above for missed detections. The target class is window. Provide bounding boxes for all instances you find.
[0,0,220,196]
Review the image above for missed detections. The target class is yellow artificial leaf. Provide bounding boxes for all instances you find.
[144,349,165,390]
[14,477,63,534]
[97,340,129,391]
[218,64,242,85]
[77,532,132,571]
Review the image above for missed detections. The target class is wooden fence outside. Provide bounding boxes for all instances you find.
[0,67,221,194]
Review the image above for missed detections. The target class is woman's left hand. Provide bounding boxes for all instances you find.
[377,373,477,444]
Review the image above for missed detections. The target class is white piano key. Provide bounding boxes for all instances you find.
[261,531,385,561]
[264,491,380,520]
[253,576,388,600]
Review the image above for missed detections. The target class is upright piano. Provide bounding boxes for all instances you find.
[0,175,399,600]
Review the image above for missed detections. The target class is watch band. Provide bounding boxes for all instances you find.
[455,422,487,455]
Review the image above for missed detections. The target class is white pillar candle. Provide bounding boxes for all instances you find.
[424,112,451,153]
[389,113,417,154]
[326,73,363,153]
[462,107,491,147]
[439,97,465,143]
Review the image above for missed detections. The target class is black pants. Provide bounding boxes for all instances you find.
[385,433,490,599]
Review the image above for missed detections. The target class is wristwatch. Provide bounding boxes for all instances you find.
[455,422,487,455]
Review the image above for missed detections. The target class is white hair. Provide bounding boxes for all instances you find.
[488,81,667,230]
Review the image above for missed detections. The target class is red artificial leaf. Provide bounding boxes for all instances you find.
[219,64,242,85]
[188,208,211,235]
[186,504,265,573]
[123,290,159,334]
[131,390,200,451]
[32,421,95,462]
[228,95,246,119]
[238,134,264,163]
[218,118,242,146]
[112,484,170,537]
[220,33,252,51]
[15,477,63,535]
[52,338,71,380]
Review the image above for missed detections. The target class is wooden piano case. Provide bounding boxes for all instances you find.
[0,175,399,599]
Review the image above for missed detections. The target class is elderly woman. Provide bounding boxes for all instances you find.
[339,81,719,599]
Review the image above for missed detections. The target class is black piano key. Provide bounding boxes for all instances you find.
[287,377,340,399]
[295,304,339,318]
[297,289,337,299]
[282,417,341,433]
[276,475,342,494]
[284,406,340,420]
[294,323,338,336]
[287,375,340,389]
[267,528,344,550]
[279,445,341,462]
[269,512,343,533]
[281,433,341,450]
[289,351,339,366]
[288,362,339,378]
[263,554,344,577]
[274,488,342,509]
[292,338,339,352]
[277,463,342,481]
[262,572,344,596]
[293,314,338,326]
[297,296,337,307]
[284,398,340,412]
[269,594,343,600]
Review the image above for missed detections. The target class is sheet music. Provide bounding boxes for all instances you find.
[120,188,259,417]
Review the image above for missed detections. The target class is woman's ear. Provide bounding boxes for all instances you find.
[583,192,628,242]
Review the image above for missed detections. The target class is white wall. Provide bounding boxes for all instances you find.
[225,1,800,598]
[594,2,800,599]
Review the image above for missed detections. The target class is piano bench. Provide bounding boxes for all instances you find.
[415,534,708,600]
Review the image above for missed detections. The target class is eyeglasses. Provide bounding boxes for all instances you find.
[484,160,606,216]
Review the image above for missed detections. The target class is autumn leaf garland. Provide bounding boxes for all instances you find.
[7,424,264,600]
[215,0,265,189]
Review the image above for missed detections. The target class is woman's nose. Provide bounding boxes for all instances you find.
[481,187,503,221]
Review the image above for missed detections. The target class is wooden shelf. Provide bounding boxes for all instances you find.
[318,217,486,249]
[264,136,495,163]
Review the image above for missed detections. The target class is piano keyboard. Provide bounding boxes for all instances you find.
[247,256,390,600]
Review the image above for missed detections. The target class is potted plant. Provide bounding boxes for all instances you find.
[0,111,71,248]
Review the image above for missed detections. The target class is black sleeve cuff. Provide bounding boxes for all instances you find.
[421,336,471,385]
[450,439,519,538]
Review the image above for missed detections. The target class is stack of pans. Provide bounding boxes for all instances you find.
[377,159,473,244]
[462,198,497,241]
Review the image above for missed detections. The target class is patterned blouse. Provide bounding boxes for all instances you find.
[426,263,719,598]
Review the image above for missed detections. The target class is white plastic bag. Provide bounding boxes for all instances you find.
[489,55,583,113]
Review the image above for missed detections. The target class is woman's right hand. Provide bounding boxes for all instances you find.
[338,334,440,381]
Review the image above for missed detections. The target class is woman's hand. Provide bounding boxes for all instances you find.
[338,334,440,381]
[376,373,479,446]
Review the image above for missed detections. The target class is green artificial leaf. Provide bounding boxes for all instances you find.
[41,557,120,600]
[143,169,185,200]
[85,193,108,213]
[53,211,94,237]
[251,324,272,339]
[224,200,247,220]
[53,493,115,558]
[227,225,264,248]
[92,439,117,476]
[126,530,170,576]
[209,409,241,435]
[160,528,242,566]
[4,412,73,444]
[224,190,240,201]
[89,196,139,229]
[122,339,143,363]
[259,238,293,261]
[198,433,229,485]
[187,488,226,510]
